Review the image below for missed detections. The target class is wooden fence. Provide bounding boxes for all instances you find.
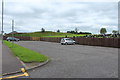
[40,37,119,48]
[3,36,120,48]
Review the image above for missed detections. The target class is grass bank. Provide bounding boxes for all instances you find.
[7,31,89,37]
[4,40,48,63]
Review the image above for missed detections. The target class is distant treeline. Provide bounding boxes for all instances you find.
[67,31,92,34]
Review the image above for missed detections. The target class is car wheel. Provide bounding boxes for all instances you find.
[65,42,68,45]
[61,43,63,45]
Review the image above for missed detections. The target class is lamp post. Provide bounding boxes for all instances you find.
[1,0,4,43]
[12,20,14,48]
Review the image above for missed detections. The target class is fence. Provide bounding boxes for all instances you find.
[3,36,120,48]
[40,37,119,48]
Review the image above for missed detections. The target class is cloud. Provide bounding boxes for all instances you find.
[0,0,118,34]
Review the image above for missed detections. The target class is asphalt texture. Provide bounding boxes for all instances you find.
[16,41,118,78]
[2,43,24,74]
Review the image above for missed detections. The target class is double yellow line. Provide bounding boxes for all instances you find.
[0,68,29,80]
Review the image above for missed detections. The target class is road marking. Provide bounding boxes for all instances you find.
[21,68,26,72]
[0,68,29,80]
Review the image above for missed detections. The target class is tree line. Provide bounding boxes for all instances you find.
[41,27,119,35]
[100,28,119,37]
[41,28,92,34]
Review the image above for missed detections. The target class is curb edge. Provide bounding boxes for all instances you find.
[2,59,50,76]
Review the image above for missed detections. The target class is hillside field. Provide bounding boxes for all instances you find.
[7,31,90,37]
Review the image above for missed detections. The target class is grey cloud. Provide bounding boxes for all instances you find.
[1,1,118,34]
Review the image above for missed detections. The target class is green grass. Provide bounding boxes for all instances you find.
[7,31,89,37]
[3,40,48,63]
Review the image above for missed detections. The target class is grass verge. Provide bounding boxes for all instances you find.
[3,40,48,63]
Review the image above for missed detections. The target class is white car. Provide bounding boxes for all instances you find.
[60,38,76,45]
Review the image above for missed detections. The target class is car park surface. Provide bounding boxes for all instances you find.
[15,41,118,78]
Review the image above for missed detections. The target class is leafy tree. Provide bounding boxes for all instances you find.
[67,31,70,33]
[112,30,118,34]
[67,31,76,34]
[100,28,107,35]
[41,28,45,32]
[112,30,119,37]
[57,30,60,33]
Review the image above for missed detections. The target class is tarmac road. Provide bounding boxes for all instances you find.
[16,41,118,78]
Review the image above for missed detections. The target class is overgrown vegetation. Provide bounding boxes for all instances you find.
[4,40,48,63]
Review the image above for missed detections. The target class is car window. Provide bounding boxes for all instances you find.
[65,39,73,41]
[61,39,64,41]
[7,37,15,39]
[8,37,12,39]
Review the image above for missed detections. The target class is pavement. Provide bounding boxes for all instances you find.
[2,43,24,75]
[15,41,118,78]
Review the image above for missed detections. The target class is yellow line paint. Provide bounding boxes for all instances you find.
[0,68,29,80]
[21,68,26,72]
[1,72,29,79]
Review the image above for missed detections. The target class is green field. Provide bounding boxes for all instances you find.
[8,31,89,37]
[4,40,48,63]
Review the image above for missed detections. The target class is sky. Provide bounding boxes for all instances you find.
[0,0,119,34]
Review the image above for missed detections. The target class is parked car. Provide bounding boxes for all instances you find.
[6,37,20,41]
[60,38,75,45]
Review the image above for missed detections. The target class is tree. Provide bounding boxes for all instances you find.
[75,28,79,34]
[100,28,107,35]
[67,31,70,33]
[67,31,76,34]
[78,32,92,34]
[57,30,60,33]
[112,30,118,37]
[41,28,45,32]
[112,30,118,34]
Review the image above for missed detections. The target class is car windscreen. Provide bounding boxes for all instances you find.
[65,39,73,41]
[7,37,15,39]
[7,37,12,39]
[15,38,19,39]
